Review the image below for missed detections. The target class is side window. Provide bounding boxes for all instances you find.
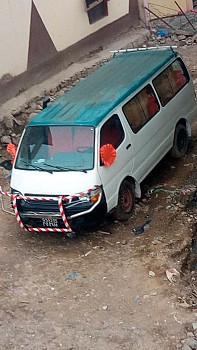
[153,59,189,106]
[100,114,124,149]
[169,59,188,92]
[122,84,160,133]
[85,0,108,24]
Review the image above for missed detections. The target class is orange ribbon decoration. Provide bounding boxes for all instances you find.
[100,143,116,167]
[6,143,17,164]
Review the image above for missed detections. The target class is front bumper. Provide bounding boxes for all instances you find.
[13,190,107,232]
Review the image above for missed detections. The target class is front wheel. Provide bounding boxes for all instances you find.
[170,124,189,159]
[113,180,135,221]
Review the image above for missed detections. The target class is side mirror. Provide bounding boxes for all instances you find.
[43,97,50,109]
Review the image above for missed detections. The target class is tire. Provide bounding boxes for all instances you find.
[170,124,189,159]
[113,180,135,221]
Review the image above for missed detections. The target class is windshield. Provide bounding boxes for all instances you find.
[15,125,95,172]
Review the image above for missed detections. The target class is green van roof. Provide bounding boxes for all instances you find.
[28,48,177,128]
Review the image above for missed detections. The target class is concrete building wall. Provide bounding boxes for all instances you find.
[0,0,131,81]
[0,0,32,79]
[35,0,129,51]
[145,0,193,20]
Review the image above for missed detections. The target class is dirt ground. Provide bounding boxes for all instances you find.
[0,44,197,350]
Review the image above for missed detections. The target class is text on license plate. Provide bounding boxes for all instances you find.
[42,218,58,227]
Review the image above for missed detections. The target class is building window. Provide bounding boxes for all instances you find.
[85,0,108,24]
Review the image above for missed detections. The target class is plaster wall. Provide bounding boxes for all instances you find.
[0,0,130,79]
[146,0,193,19]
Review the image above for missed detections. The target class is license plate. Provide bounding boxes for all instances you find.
[42,218,58,227]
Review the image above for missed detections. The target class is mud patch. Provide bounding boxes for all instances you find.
[181,221,197,272]
[177,193,197,309]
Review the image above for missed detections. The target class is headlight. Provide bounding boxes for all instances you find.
[89,186,102,203]
[10,188,22,196]
[77,186,102,204]
[78,194,89,203]
[10,188,23,200]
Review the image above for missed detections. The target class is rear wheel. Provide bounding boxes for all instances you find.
[113,180,135,221]
[170,124,189,159]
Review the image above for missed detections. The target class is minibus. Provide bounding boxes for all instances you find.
[9,47,197,234]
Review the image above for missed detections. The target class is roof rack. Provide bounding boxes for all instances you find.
[110,46,177,55]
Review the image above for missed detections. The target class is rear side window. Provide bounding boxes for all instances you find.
[153,58,189,106]
[122,84,159,133]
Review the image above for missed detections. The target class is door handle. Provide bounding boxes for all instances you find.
[126,144,131,150]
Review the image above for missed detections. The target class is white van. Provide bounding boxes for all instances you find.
[10,47,197,235]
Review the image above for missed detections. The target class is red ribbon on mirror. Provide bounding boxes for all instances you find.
[6,143,17,164]
[100,143,116,167]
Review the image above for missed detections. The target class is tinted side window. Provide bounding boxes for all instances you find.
[153,58,189,106]
[100,114,124,149]
[122,84,160,133]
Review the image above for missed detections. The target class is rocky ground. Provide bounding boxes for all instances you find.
[0,33,197,350]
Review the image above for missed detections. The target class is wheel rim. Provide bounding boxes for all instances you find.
[120,188,133,213]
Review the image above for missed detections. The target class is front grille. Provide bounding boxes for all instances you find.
[18,199,60,213]
[16,194,93,217]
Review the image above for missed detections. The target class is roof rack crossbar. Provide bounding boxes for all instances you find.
[110,46,177,54]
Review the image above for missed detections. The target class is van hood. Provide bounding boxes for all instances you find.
[10,169,100,196]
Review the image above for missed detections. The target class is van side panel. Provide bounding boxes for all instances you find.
[121,77,197,184]
[97,112,134,212]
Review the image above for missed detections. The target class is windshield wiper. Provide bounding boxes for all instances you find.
[43,163,87,173]
[20,160,53,174]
